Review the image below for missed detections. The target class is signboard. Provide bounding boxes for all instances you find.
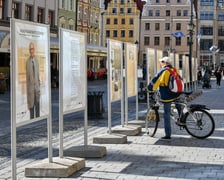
[108,39,123,102]
[60,29,86,113]
[125,43,137,97]
[12,19,50,125]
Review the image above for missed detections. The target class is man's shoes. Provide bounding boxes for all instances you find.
[160,136,171,141]
[176,118,186,126]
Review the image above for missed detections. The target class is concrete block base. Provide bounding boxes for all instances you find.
[93,133,127,144]
[64,145,106,158]
[111,125,142,136]
[128,119,145,128]
[25,157,85,178]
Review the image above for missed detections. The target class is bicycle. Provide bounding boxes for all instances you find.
[145,90,215,139]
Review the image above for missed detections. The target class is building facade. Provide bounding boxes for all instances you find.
[103,0,145,65]
[198,0,224,70]
[58,0,77,31]
[0,0,58,81]
[140,0,197,68]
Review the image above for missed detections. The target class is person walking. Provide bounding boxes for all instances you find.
[147,56,182,140]
[214,66,222,88]
[26,42,40,119]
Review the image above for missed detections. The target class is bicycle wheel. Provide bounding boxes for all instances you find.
[184,108,215,139]
[145,107,159,137]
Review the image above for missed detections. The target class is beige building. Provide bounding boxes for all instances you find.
[198,0,224,70]
[103,0,145,64]
[140,0,197,68]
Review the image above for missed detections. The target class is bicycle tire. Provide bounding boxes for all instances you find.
[145,107,159,137]
[184,108,215,139]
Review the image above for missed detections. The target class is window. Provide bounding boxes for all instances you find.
[165,23,170,30]
[70,0,73,10]
[154,37,160,46]
[200,39,213,50]
[176,10,181,16]
[78,7,82,20]
[112,8,117,14]
[121,18,125,24]
[218,0,224,8]
[145,23,150,30]
[156,0,160,3]
[176,23,181,30]
[25,4,32,21]
[13,2,20,19]
[177,0,182,3]
[106,30,110,37]
[218,12,224,21]
[200,0,214,6]
[129,18,133,24]
[218,40,224,51]
[106,18,110,24]
[183,10,188,16]
[144,36,150,45]
[121,0,124,4]
[37,7,44,23]
[48,10,54,26]
[129,30,133,37]
[155,10,160,16]
[62,0,65,8]
[218,25,224,36]
[155,23,160,31]
[200,11,214,20]
[0,0,3,19]
[113,30,117,37]
[200,26,213,35]
[165,37,170,46]
[127,8,131,13]
[120,8,124,14]
[148,10,153,16]
[166,10,170,16]
[114,18,118,24]
[121,30,125,37]
[175,37,181,46]
[83,8,88,20]
[166,0,170,2]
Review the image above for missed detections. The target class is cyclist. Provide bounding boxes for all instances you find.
[147,56,183,140]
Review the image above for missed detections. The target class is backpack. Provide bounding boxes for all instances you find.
[166,67,184,94]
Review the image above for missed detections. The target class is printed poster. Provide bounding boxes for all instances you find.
[61,29,86,112]
[108,39,123,102]
[12,19,50,125]
[126,43,137,97]
[146,48,156,81]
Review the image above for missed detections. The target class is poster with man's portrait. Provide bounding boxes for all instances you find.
[11,19,50,125]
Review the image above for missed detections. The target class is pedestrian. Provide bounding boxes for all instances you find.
[26,42,40,119]
[214,66,222,88]
[147,56,182,140]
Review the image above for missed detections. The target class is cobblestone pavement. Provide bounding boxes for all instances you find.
[0,78,224,180]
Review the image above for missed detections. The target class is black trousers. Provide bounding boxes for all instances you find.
[29,96,40,119]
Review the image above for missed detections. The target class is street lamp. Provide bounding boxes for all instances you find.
[189,0,194,84]
[188,0,194,87]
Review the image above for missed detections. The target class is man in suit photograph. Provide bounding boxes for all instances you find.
[26,42,40,119]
